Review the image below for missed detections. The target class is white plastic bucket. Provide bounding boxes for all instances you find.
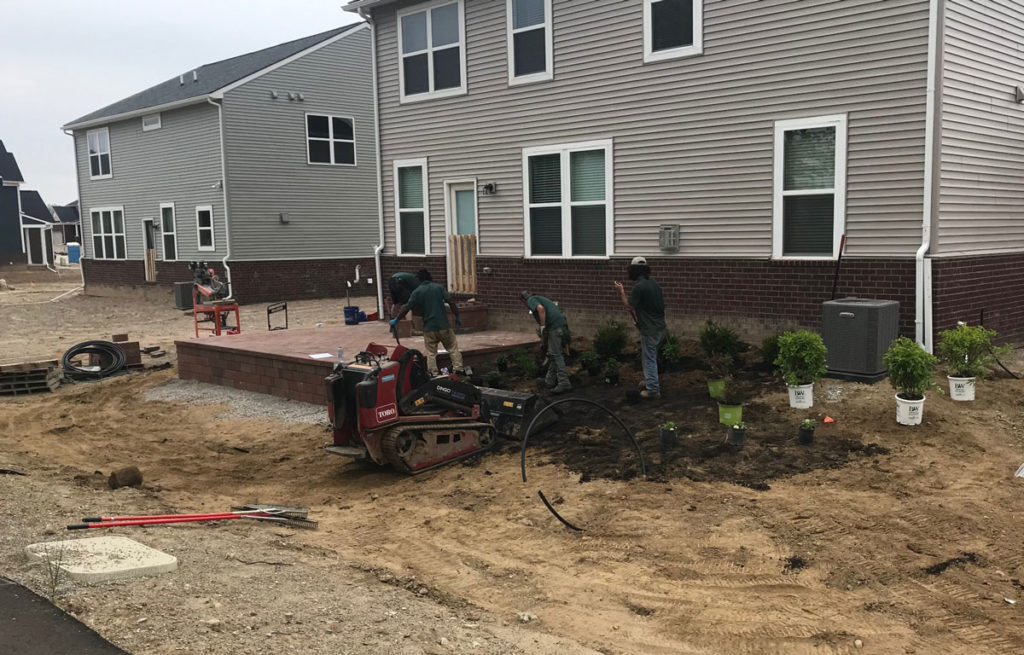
[895,394,925,425]
[787,384,814,409]
[947,376,976,401]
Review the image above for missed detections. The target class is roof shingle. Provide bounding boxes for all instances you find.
[20,190,56,223]
[0,140,25,183]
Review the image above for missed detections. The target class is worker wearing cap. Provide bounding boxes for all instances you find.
[614,256,666,399]
[520,291,571,394]
[391,269,464,376]
[388,271,420,317]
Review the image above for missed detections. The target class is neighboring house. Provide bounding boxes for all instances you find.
[346,0,1024,347]
[51,200,81,252]
[0,139,27,264]
[19,189,58,267]
[62,23,378,302]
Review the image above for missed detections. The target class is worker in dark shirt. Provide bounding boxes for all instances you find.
[388,271,420,317]
[520,291,571,394]
[614,256,666,399]
[391,269,463,376]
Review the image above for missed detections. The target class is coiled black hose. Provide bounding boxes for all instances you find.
[62,341,127,380]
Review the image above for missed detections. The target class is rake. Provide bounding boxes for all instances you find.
[68,504,317,530]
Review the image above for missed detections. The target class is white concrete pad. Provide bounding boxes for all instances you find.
[25,536,177,583]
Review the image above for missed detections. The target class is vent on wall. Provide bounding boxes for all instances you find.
[658,225,680,252]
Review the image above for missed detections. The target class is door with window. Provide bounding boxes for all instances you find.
[142,218,157,282]
[446,181,477,293]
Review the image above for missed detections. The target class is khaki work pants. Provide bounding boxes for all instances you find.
[423,329,464,375]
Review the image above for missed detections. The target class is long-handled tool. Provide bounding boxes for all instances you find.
[68,505,316,530]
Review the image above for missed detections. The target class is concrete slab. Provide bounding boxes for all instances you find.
[25,536,177,584]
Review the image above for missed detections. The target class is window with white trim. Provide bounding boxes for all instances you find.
[524,140,613,258]
[90,207,126,259]
[307,114,356,165]
[160,203,177,261]
[507,0,552,84]
[196,205,215,251]
[142,113,161,131]
[87,128,112,179]
[398,0,466,101]
[394,159,429,255]
[773,114,847,259]
[643,0,703,62]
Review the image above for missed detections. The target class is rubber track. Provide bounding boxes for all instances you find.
[381,421,495,474]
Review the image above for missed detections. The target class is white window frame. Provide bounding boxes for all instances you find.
[305,113,357,166]
[86,127,112,180]
[195,205,215,252]
[506,0,553,86]
[88,206,126,260]
[772,114,847,260]
[394,158,431,256]
[397,0,468,104]
[159,202,178,262]
[142,113,162,131]
[643,0,703,63]
[522,139,614,259]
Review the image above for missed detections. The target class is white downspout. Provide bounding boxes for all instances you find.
[207,97,234,299]
[360,10,386,319]
[916,0,942,353]
[63,128,86,290]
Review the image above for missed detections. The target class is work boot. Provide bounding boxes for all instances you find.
[551,382,572,395]
[640,389,660,400]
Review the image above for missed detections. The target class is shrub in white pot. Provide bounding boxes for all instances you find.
[936,324,1010,401]
[882,337,938,425]
[773,330,828,408]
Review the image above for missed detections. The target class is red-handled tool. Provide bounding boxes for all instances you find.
[81,509,273,523]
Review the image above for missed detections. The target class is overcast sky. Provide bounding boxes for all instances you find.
[0,0,361,205]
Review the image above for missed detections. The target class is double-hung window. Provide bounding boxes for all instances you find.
[773,115,847,259]
[90,207,126,259]
[196,205,215,251]
[524,140,613,258]
[307,114,356,165]
[643,0,703,62]
[398,0,466,101]
[395,159,429,255]
[87,128,112,179]
[507,0,552,84]
[160,203,177,261]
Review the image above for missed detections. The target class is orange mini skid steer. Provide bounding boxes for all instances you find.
[324,341,497,474]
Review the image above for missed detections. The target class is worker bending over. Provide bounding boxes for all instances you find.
[520,291,571,394]
[391,269,464,376]
[388,271,420,317]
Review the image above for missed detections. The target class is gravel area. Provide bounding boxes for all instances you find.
[144,379,329,426]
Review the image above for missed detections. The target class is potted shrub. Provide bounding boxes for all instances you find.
[774,330,828,408]
[604,358,621,385]
[699,320,742,399]
[936,323,1009,401]
[660,421,678,449]
[717,377,744,426]
[727,422,746,448]
[495,355,509,372]
[798,418,815,444]
[579,350,602,376]
[882,337,938,426]
[512,348,537,378]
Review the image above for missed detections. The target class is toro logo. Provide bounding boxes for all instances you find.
[375,403,398,422]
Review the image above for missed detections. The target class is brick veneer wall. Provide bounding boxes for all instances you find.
[177,343,331,405]
[932,253,1024,343]
[82,258,210,289]
[381,255,918,340]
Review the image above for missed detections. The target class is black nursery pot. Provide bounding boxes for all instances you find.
[727,427,746,448]
[798,427,815,444]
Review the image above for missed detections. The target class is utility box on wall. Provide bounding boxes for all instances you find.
[821,298,900,383]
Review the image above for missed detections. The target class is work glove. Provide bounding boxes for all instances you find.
[456,316,463,328]
[389,318,398,328]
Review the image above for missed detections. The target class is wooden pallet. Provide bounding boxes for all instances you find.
[0,359,58,373]
[0,366,61,396]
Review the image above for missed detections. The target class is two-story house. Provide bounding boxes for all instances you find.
[346,0,1024,348]
[62,23,380,302]
[1,139,27,265]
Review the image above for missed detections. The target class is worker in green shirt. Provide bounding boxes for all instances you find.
[614,256,666,399]
[391,269,464,376]
[388,271,420,317]
[520,291,571,394]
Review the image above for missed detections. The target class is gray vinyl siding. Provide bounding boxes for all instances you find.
[222,26,379,261]
[75,102,226,261]
[937,0,1024,256]
[373,0,930,259]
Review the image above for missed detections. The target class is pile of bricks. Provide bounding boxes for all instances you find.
[0,360,61,396]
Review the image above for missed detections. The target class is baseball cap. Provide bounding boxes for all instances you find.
[520,290,532,301]
[630,256,647,266]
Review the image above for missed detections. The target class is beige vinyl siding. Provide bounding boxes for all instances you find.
[222,26,379,262]
[75,102,226,261]
[937,0,1024,256]
[374,0,930,259]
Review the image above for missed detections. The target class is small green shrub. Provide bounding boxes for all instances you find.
[484,370,503,388]
[937,323,1010,378]
[660,333,684,365]
[579,350,600,370]
[698,320,742,359]
[800,418,816,429]
[512,348,536,378]
[593,321,629,359]
[660,421,677,431]
[760,334,781,368]
[883,337,938,400]
[731,422,746,430]
[719,377,744,405]
[774,330,828,386]
[603,358,621,381]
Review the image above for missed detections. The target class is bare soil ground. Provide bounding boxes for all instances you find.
[3,267,1024,654]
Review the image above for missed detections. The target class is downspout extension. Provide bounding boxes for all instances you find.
[207,97,234,299]
[361,9,387,319]
[917,0,942,353]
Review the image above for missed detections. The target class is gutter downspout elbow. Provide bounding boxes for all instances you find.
[207,97,233,300]
[917,0,941,353]
[362,9,386,319]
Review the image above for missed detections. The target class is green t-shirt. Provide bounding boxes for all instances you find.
[628,278,666,336]
[392,272,420,293]
[406,282,451,332]
[526,295,568,331]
